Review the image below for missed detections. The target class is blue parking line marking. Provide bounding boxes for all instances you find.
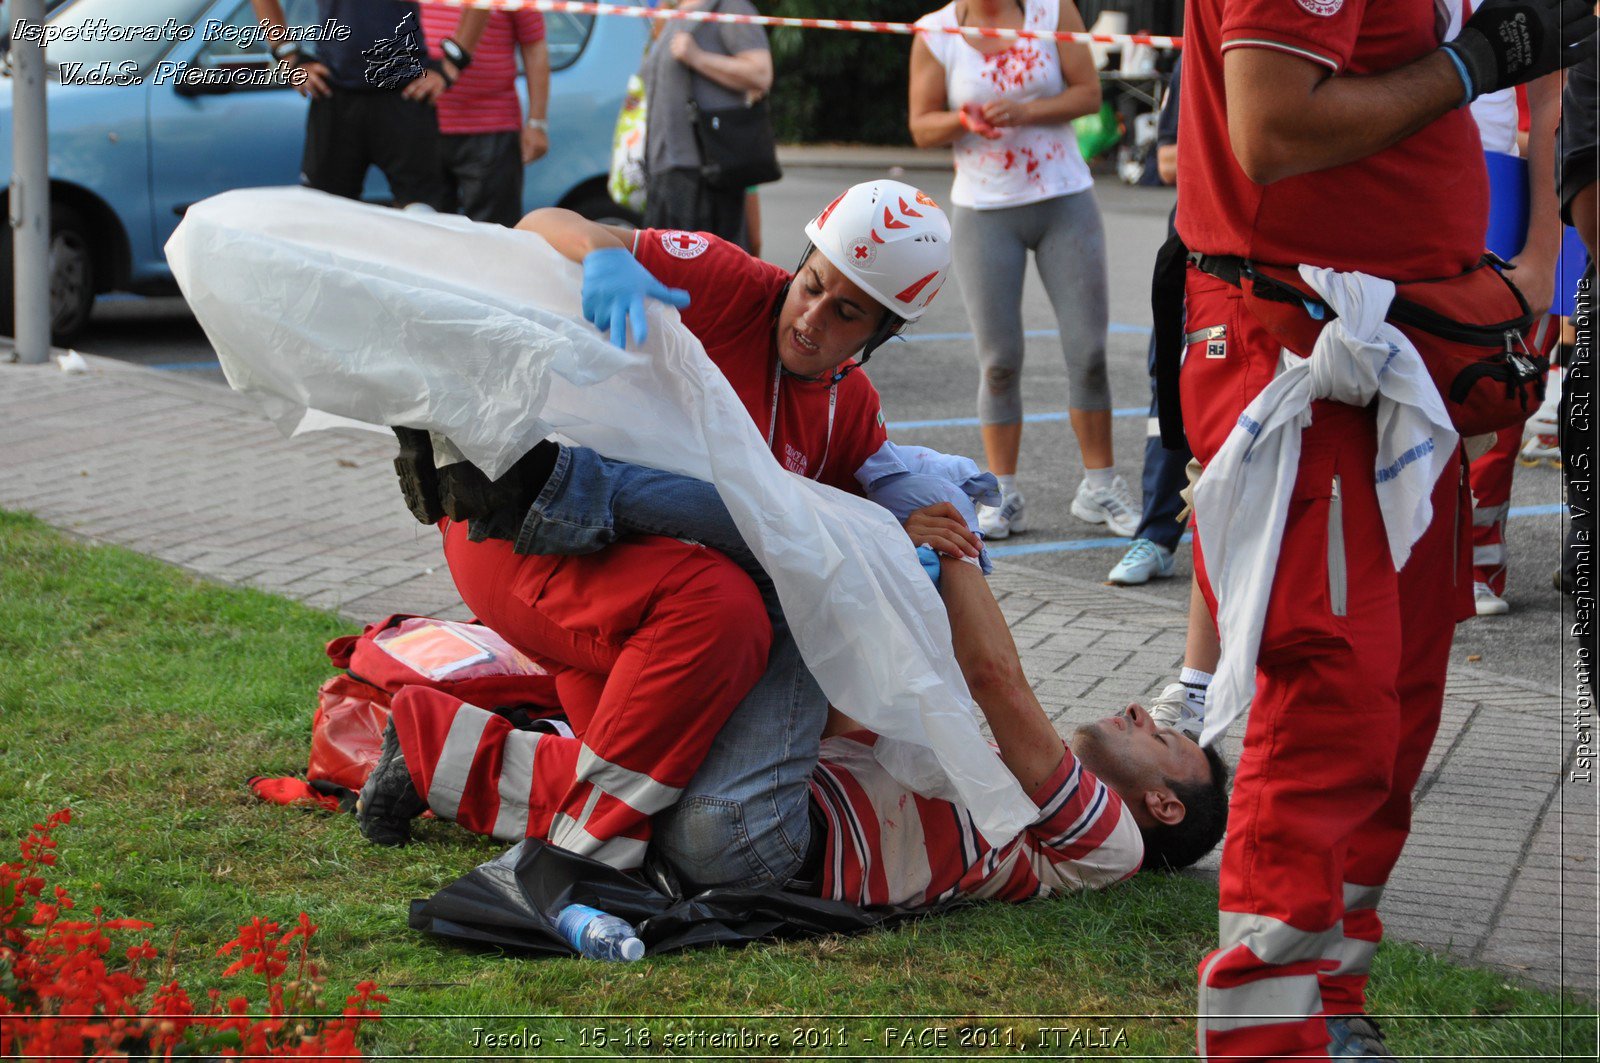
[989,504,1566,558]
[150,360,222,372]
[900,323,1151,343]
[988,533,1193,558]
[1508,503,1565,518]
[891,407,1146,430]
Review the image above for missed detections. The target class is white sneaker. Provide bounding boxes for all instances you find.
[1107,538,1175,585]
[979,490,1028,540]
[1071,475,1138,537]
[1148,682,1204,740]
[1473,581,1510,616]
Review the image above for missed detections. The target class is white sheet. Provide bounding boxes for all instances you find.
[1191,266,1459,749]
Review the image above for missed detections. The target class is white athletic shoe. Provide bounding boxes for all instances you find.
[1071,475,1138,537]
[1148,682,1205,741]
[979,490,1029,540]
[1473,581,1511,616]
[1107,538,1176,585]
[1520,369,1563,466]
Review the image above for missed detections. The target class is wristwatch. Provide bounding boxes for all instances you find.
[525,118,549,131]
[271,41,302,64]
[440,37,473,71]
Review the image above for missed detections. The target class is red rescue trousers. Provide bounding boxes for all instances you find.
[1181,267,1475,1061]
[389,520,772,870]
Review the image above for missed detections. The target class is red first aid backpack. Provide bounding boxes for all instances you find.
[309,614,561,791]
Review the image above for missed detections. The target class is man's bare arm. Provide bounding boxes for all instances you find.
[1223,48,1462,184]
[938,558,1065,794]
[1228,0,1597,185]
[516,208,633,263]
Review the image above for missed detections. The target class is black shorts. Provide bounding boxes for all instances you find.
[439,131,523,227]
[301,90,445,210]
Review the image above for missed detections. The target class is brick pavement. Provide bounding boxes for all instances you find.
[2,354,1594,1000]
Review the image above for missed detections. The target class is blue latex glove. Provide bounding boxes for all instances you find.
[916,545,943,588]
[581,247,691,349]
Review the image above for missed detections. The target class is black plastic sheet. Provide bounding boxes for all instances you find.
[408,839,932,957]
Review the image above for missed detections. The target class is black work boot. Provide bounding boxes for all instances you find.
[392,427,445,525]
[437,440,560,524]
[356,721,428,846]
[1327,1015,1398,1061]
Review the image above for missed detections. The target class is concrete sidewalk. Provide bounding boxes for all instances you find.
[1,353,1593,1001]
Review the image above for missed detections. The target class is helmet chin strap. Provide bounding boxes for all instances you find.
[776,242,906,386]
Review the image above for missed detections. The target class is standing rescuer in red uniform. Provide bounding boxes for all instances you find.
[1171,0,1595,1056]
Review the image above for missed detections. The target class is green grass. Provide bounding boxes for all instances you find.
[0,507,1593,1060]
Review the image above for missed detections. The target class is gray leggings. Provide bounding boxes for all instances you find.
[951,190,1111,422]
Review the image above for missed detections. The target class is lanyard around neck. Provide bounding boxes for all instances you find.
[767,357,836,482]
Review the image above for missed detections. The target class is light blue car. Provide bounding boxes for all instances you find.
[0,0,649,342]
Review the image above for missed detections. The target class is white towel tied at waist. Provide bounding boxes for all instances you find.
[1191,266,1459,749]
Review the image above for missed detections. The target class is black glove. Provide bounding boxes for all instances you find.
[1442,0,1599,101]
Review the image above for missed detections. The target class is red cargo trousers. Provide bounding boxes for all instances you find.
[1181,267,1474,1060]
[389,519,771,870]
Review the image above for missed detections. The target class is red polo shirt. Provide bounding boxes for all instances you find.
[632,229,888,495]
[1176,0,1487,280]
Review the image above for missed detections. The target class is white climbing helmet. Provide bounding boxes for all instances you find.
[803,180,951,323]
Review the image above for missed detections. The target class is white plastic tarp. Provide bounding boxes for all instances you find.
[165,188,1036,845]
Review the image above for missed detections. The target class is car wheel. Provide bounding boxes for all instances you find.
[48,205,95,345]
[564,187,643,229]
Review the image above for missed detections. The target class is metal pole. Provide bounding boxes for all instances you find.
[9,0,49,364]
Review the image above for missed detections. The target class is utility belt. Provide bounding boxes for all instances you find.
[1150,232,1546,448]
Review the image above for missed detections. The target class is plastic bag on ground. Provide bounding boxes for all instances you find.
[407,838,929,956]
[165,188,1036,845]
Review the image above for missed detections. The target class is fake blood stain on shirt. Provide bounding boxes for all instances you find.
[981,44,1047,92]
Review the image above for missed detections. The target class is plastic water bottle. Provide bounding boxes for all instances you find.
[554,903,645,962]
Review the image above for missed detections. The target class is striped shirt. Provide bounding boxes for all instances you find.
[810,732,1144,908]
[419,4,545,135]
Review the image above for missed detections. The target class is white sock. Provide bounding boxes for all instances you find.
[996,474,1017,496]
[1083,466,1116,490]
[1179,667,1212,711]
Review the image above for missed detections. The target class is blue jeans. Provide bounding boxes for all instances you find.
[517,445,823,891]
[1135,327,1194,550]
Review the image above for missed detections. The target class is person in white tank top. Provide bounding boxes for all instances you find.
[909,0,1136,542]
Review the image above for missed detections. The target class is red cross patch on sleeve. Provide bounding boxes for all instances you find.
[660,231,710,259]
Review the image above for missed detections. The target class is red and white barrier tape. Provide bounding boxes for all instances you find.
[433,0,1183,49]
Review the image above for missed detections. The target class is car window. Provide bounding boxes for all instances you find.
[544,11,593,72]
[192,0,318,65]
[42,0,211,75]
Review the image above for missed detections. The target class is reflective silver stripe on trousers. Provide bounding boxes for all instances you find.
[575,745,684,815]
[1343,881,1384,912]
[1473,502,1510,527]
[547,807,651,869]
[1201,970,1325,1034]
[1218,911,1344,965]
[1200,914,1337,1054]
[1474,543,1505,566]
[549,786,606,852]
[424,703,494,822]
[489,729,544,842]
[1326,881,1386,978]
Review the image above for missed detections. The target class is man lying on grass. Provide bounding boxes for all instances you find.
[359,451,1228,905]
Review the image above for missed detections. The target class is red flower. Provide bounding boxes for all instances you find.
[0,809,384,1060]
